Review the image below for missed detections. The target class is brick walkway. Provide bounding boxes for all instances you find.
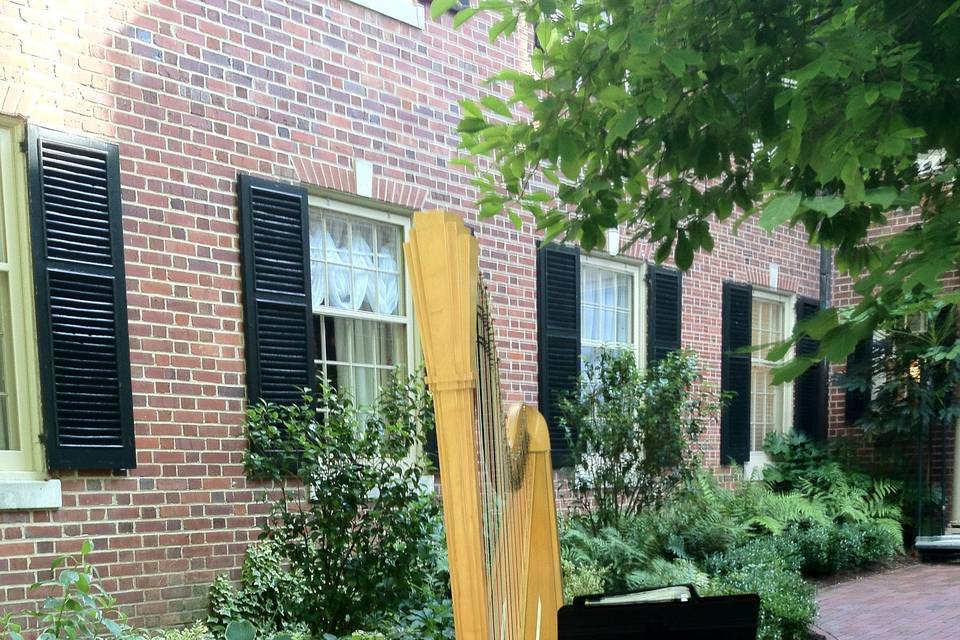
[815,562,960,639]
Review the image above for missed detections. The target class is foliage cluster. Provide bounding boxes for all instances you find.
[560,349,724,529]
[436,0,960,382]
[210,370,453,640]
[561,435,904,640]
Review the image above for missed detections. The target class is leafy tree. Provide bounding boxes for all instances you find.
[433,0,960,376]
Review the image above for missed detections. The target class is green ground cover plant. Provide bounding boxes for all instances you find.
[558,355,904,640]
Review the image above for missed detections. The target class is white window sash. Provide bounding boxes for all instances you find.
[749,288,796,455]
[580,255,646,369]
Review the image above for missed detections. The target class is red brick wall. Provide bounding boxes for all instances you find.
[0,0,820,627]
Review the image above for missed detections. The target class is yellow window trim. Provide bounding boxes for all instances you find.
[0,115,44,479]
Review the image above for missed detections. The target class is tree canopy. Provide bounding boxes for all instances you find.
[433,0,960,378]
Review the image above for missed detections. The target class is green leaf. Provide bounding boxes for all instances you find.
[597,85,629,107]
[452,6,479,27]
[799,308,839,340]
[802,196,845,217]
[674,232,693,270]
[937,0,960,23]
[608,27,628,52]
[772,357,817,384]
[863,187,898,208]
[459,99,483,119]
[430,0,457,20]
[774,90,794,110]
[558,133,583,180]
[102,619,122,638]
[489,16,518,43]
[759,193,802,231]
[788,95,807,135]
[480,95,512,118]
[880,81,902,100]
[893,127,926,139]
[864,85,880,106]
[225,620,257,640]
[793,57,823,84]
[661,51,686,78]
[80,540,93,555]
[605,106,638,144]
[58,570,79,587]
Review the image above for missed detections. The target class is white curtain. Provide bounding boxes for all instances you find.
[352,233,374,311]
[376,244,399,315]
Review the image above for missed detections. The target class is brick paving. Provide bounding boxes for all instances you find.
[815,562,960,639]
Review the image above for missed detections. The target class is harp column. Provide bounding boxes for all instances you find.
[405,211,491,640]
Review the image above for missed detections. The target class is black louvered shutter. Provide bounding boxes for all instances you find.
[720,281,752,465]
[845,338,873,425]
[238,174,314,405]
[27,126,135,470]
[537,243,580,466]
[647,265,682,364]
[794,297,826,440]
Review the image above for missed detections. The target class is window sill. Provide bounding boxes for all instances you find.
[349,0,425,29]
[0,479,62,510]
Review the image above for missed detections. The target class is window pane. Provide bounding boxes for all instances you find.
[750,295,789,451]
[311,211,404,317]
[315,314,406,405]
[580,263,637,360]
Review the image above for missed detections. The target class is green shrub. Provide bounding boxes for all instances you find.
[559,349,725,529]
[230,371,441,637]
[704,537,815,640]
[834,521,904,571]
[785,524,840,576]
[208,539,308,634]
[560,556,609,603]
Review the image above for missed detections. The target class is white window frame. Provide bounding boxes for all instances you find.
[579,255,646,370]
[745,288,795,476]
[307,195,416,397]
[347,0,425,29]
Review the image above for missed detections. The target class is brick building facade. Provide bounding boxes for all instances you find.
[0,0,830,628]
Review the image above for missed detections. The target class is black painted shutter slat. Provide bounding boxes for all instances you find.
[720,281,752,465]
[845,338,873,425]
[794,297,827,440]
[537,243,580,466]
[647,265,682,364]
[238,174,314,406]
[27,126,135,470]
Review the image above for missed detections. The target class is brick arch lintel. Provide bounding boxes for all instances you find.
[291,157,428,211]
[743,265,800,295]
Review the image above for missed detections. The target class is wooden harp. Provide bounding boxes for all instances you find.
[404,211,563,640]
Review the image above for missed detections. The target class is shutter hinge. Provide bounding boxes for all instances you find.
[19,136,28,154]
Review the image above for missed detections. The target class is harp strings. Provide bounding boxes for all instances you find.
[475,278,531,639]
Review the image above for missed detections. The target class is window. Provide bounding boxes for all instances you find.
[309,198,413,407]
[347,0,425,29]
[0,117,43,479]
[750,290,794,453]
[580,257,643,367]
